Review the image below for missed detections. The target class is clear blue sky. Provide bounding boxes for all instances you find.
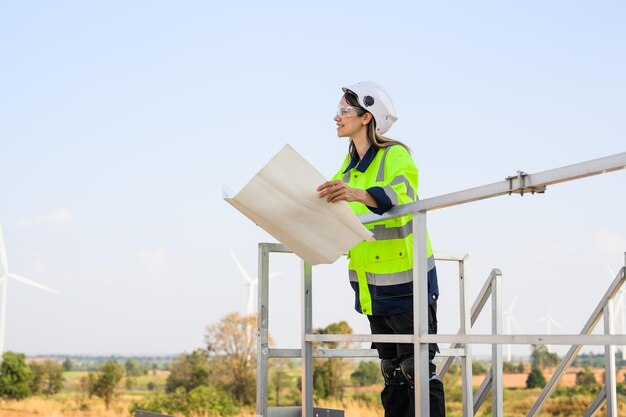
[1,1,624,357]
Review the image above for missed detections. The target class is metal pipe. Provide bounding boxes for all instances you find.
[459,256,474,417]
[413,211,430,416]
[604,298,617,417]
[583,386,606,417]
[256,243,270,417]
[473,370,492,415]
[434,252,468,262]
[267,348,466,358]
[359,152,626,224]
[491,271,504,417]
[438,269,500,378]
[301,261,313,417]
[306,333,626,345]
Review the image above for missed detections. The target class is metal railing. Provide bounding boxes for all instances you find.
[256,249,515,417]
[528,264,626,417]
[255,151,626,417]
[256,248,497,417]
[437,267,505,417]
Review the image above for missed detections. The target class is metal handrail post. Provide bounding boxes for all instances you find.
[439,269,500,378]
[604,297,617,417]
[621,289,626,362]
[413,210,430,416]
[470,271,501,413]
[491,270,504,417]
[439,268,505,416]
[256,243,270,417]
[459,255,474,417]
[301,261,314,417]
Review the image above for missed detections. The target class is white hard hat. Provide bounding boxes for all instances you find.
[342,81,398,135]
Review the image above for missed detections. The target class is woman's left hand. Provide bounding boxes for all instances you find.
[317,180,367,204]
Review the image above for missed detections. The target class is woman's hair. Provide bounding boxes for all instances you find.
[344,91,411,156]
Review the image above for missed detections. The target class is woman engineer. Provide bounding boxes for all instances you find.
[316,82,446,417]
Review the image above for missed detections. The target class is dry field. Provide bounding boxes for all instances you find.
[475,366,626,388]
[0,394,138,417]
[2,369,626,417]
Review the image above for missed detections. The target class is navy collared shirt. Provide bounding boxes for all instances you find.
[342,147,393,215]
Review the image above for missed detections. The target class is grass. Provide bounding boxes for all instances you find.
[3,370,626,416]
[62,370,169,394]
[3,389,626,417]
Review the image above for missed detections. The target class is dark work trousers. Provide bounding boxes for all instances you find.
[367,305,446,417]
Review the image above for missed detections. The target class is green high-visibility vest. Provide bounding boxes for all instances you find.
[332,145,437,316]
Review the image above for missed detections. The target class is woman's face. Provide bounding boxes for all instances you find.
[334,97,365,138]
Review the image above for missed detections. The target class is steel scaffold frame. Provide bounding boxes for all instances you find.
[256,248,506,417]
[255,152,626,417]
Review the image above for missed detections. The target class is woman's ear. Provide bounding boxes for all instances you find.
[362,112,372,125]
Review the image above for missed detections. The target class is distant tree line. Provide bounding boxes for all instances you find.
[28,353,173,372]
[0,352,64,400]
[0,352,157,410]
[132,314,383,416]
[0,313,387,416]
[572,351,626,368]
[131,312,256,417]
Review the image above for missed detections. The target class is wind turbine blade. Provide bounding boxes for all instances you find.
[0,224,9,274]
[511,316,522,332]
[531,317,547,325]
[9,273,58,294]
[509,293,518,312]
[269,271,282,279]
[550,318,566,332]
[607,265,617,279]
[230,252,253,284]
[247,285,254,316]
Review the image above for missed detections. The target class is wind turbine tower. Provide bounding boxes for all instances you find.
[0,223,58,355]
[503,294,521,362]
[533,309,565,352]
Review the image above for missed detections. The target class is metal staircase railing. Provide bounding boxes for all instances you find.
[528,263,626,417]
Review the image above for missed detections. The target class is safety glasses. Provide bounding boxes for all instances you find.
[336,106,361,118]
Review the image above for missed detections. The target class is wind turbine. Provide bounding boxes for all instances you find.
[0,223,58,355]
[532,309,565,352]
[229,252,282,317]
[229,252,282,355]
[503,294,521,362]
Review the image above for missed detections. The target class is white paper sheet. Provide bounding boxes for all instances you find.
[224,144,374,265]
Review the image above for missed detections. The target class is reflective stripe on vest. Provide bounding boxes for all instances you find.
[370,220,413,240]
[349,255,436,286]
[376,147,391,181]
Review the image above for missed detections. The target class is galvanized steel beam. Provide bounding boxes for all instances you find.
[306,333,626,345]
[359,152,626,223]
